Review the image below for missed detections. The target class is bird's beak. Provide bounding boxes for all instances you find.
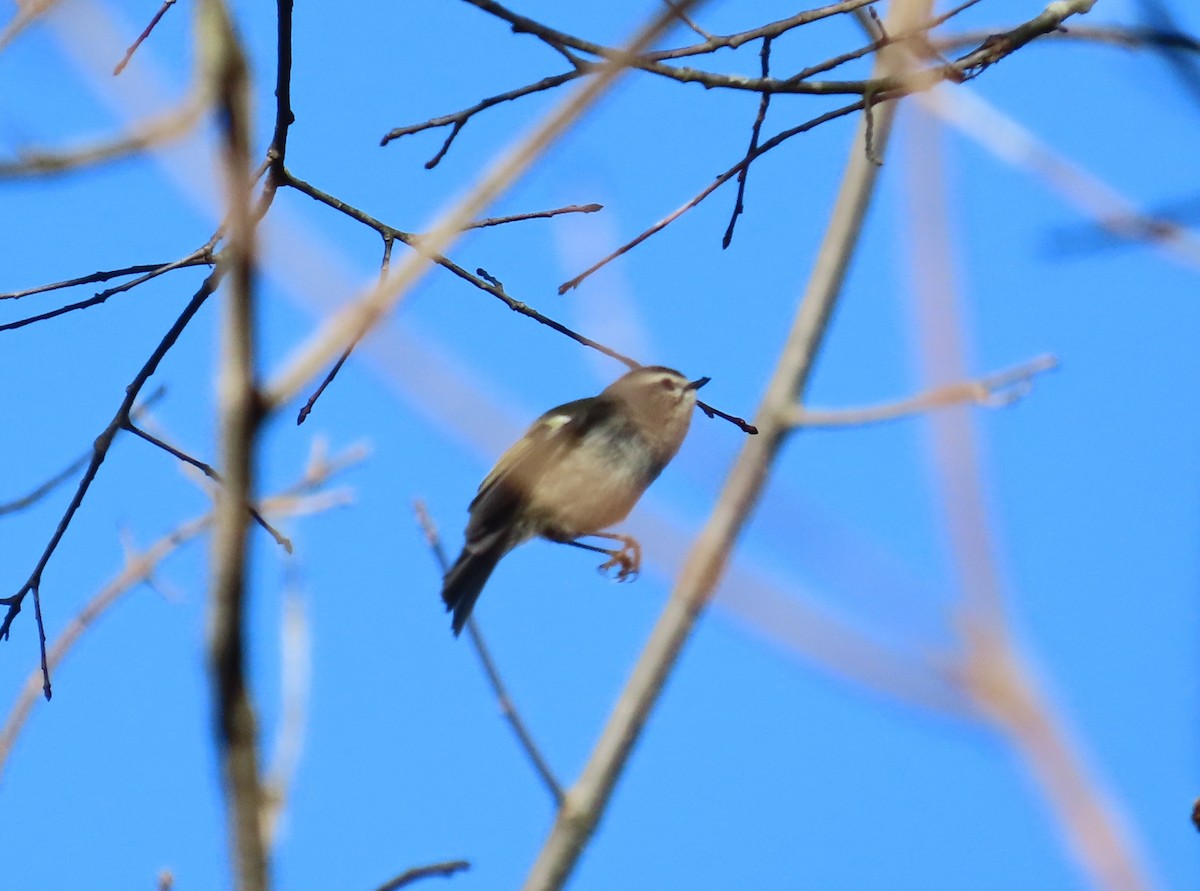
[687,376,711,391]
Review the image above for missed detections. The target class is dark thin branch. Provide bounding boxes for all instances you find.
[296,234,395,425]
[389,0,1085,170]
[0,241,218,332]
[559,96,874,294]
[265,0,295,193]
[0,255,212,301]
[413,501,565,807]
[463,203,603,230]
[282,169,634,365]
[371,860,471,891]
[722,36,772,249]
[0,270,222,691]
[0,387,165,517]
[280,167,755,434]
[122,422,293,553]
[113,0,177,76]
[379,69,586,163]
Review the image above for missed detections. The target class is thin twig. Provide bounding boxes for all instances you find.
[123,422,293,553]
[789,354,1058,427]
[297,235,393,425]
[0,255,212,301]
[414,501,565,806]
[0,240,218,332]
[371,860,471,891]
[462,203,603,230]
[0,513,213,780]
[113,0,178,75]
[558,97,874,294]
[662,0,712,41]
[722,36,772,249]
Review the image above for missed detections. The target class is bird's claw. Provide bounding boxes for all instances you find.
[598,539,641,582]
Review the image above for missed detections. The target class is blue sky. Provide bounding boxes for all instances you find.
[1,1,1197,889]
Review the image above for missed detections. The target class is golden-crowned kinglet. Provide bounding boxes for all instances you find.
[441,365,709,635]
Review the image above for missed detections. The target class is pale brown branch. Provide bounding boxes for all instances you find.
[789,354,1058,427]
[0,513,211,781]
[0,95,204,179]
[902,94,1153,891]
[202,3,267,890]
[522,5,916,887]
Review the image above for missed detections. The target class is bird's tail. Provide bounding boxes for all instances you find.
[441,541,505,636]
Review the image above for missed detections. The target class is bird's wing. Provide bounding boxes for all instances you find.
[464,397,604,548]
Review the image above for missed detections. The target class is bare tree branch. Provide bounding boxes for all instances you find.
[114,0,179,75]
[261,1,708,413]
[201,2,268,889]
[371,860,470,891]
[521,4,921,887]
[788,354,1058,427]
[0,95,204,179]
[414,500,564,806]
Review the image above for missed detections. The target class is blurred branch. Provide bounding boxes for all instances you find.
[557,96,871,293]
[789,354,1058,427]
[902,102,1154,891]
[522,4,921,887]
[261,571,311,849]
[916,80,1200,269]
[0,94,205,179]
[200,2,267,890]
[371,860,471,891]
[0,0,64,53]
[0,513,212,781]
[114,0,179,75]
[414,500,565,807]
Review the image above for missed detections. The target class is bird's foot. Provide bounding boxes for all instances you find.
[598,537,641,582]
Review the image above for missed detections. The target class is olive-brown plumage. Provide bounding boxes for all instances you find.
[441,366,707,634]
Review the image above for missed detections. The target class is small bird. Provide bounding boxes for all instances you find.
[441,365,709,635]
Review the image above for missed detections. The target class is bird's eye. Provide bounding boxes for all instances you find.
[659,377,675,390]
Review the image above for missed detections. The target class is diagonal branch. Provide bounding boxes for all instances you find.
[521,4,918,887]
[414,500,564,806]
